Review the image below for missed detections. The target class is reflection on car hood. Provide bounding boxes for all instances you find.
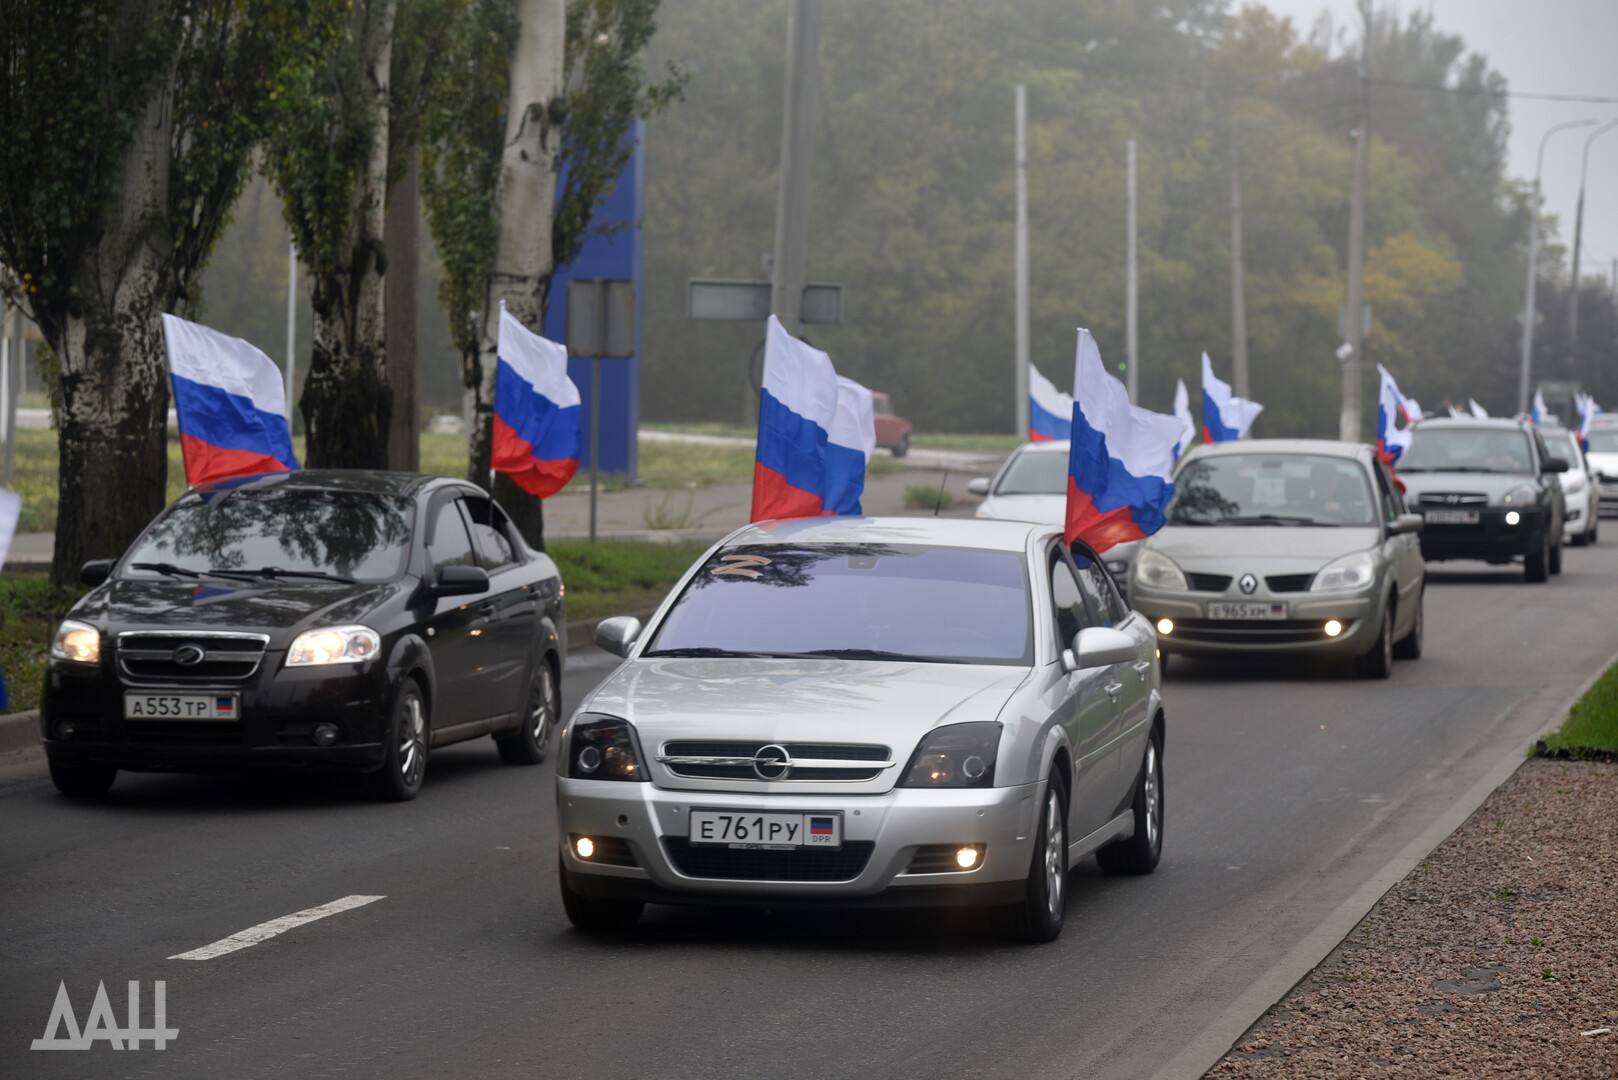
[70,578,402,642]
[584,658,1029,749]
[976,493,1065,525]
[1147,525,1379,570]
[1397,472,1532,501]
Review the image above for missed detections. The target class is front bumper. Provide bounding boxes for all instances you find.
[556,779,1040,907]
[1417,507,1548,562]
[1563,488,1598,537]
[1133,586,1378,657]
[40,653,394,773]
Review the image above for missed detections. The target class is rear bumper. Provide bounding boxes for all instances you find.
[1418,509,1549,562]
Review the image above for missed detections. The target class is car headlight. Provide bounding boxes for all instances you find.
[1134,548,1188,591]
[51,619,101,664]
[1310,550,1375,592]
[1500,485,1537,506]
[566,716,647,781]
[898,722,1001,788]
[286,625,381,666]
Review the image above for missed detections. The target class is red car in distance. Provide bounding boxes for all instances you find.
[872,392,912,457]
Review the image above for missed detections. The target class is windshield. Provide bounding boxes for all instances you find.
[1399,427,1533,474]
[644,543,1032,665]
[1587,429,1618,454]
[1541,432,1578,463]
[994,449,1068,496]
[1165,454,1376,527]
[124,489,414,582]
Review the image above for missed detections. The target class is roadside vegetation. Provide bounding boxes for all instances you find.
[1536,662,1618,756]
[0,574,87,714]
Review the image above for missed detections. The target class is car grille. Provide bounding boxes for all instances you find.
[117,632,270,683]
[658,741,892,782]
[125,720,243,746]
[1171,619,1339,645]
[1417,493,1488,506]
[1185,572,1232,593]
[661,838,875,881]
[1265,573,1315,593]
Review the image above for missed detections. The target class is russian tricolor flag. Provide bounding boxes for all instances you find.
[1029,363,1073,442]
[1576,392,1602,451]
[1172,378,1195,458]
[1530,388,1548,426]
[492,303,582,499]
[1376,364,1420,466]
[163,314,298,489]
[1200,352,1263,442]
[824,376,877,516]
[1065,330,1182,554]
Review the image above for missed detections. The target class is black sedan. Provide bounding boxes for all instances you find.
[40,471,566,801]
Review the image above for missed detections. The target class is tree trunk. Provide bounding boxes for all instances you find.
[302,0,397,469]
[385,148,420,472]
[469,0,566,548]
[49,82,175,586]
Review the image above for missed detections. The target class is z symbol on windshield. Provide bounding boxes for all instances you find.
[714,555,772,578]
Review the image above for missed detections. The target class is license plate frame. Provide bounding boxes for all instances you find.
[1423,509,1480,525]
[123,692,240,720]
[1207,601,1287,620]
[688,809,843,850]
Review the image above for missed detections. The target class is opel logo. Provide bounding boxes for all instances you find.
[1239,573,1258,595]
[172,644,206,667]
[752,744,792,781]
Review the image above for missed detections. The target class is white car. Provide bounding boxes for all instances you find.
[1539,426,1599,545]
[968,440,1141,589]
[1583,420,1618,520]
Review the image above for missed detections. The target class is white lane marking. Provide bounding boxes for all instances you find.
[168,895,385,961]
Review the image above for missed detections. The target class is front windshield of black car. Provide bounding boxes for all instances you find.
[1165,454,1376,527]
[644,543,1032,665]
[1541,431,1578,462]
[994,449,1068,495]
[1587,429,1618,454]
[124,489,413,582]
[1398,427,1533,474]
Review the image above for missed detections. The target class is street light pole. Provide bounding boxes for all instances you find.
[1518,118,1596,416]
[1569,118,1618,357]
[1014,84,1029,436]
[1126,138,1138,404]
[769,0,822,337]
[1338,0,1371,443]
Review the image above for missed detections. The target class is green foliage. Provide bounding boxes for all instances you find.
[904,484,954,511]
[547,538,708,621]
[0,573,89,715]
[1538,660,1618,755]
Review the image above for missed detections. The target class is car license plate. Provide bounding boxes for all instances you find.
[689,810,842,850]
[1207,601,1286,620]
[1424,509,1479,525]
[123,692,239,720]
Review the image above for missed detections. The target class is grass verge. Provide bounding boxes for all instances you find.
[547,539,710,623]
[1536,660,1618,756]
[903,484,955,510]
[0,574,89,714]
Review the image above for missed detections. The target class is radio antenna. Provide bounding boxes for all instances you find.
[933,470,950,516]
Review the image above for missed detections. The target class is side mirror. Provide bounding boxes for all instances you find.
[1543,457,1569,474]
[1387,513,1424,536]
[1065,626,1137,672]
[966,477,991,496]
[594,615,643,659]
[80,559,114,587]
[432,564,490,597]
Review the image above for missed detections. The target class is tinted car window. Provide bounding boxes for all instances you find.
[125,489,412,582]
[1050,558,1093,647]
[428,501,478,575]
[646,543,1033,665]
[995,450,1069,495]
[1399,427,1533,474]
[1166,454,1376,526]
[1073,552,1128,625]
[1542,431,1579,463]
[464,497,516,571]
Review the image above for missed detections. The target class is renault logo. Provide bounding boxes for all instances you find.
[752,744,792,781]
[1239,573,1258,595]
[172,644,207,667]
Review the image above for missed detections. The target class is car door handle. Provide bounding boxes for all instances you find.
[1104,681,1124,700]
[1132,660,1152,674]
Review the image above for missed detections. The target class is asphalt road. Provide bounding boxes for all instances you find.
[4,542,1617,1079]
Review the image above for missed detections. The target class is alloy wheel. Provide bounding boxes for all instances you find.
[1043,790,1065,919]
[530,665,555,753]
[1143,741,1161,853]
[399,695,426,787]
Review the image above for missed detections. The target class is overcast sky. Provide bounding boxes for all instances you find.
[1258,0,1618,283]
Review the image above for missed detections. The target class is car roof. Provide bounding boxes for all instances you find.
[721,516,1053,553]
[187,469,448,499]
[1011,440,1070,453]
[1185,438,1370,461]
[1410,416,1530,431]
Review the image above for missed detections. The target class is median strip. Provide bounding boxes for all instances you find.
[167,895,385,960]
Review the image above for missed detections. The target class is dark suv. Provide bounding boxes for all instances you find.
[1397,418,1568,582]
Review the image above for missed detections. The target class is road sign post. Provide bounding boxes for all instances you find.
[567,279,636,541]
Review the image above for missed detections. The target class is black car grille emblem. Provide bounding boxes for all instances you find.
[752,744,792,781]
[1445,494,1461,505]
[1239,573,1258,595]
[172,644,207,667]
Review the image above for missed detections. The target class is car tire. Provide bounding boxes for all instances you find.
[1002,774,1067,943]
[1393,587,1424,660]
[366,680,428,802]
[1524,533,1550,583]
[1355,603,1394,679]
[1589,516,1598,545]
[48,760,117,798]
[496,658,558,765]
[1096,727,1164,876]
[558,857,644,934]
[1550,537,1563,575]
[891,434,910,458]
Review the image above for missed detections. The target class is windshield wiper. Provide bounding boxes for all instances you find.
[786,648,941,662]
[130,562,259,582]
[240,566,356,584]
[641,647,772,658]
[1219,515,1334,527]
[1399,466,1509,474]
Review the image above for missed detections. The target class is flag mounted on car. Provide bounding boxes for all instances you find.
[162,314,298,489]
[824,376,877,516]
[1530,388,1548,426]
[1172,379,1195,458]
[1376,364,1420,466]
[1029,363,1073,442]
[1469,398,1489,418]
[1576,392,1602,451]
[1065,330,1181,554]
[1200,352,1262,442]
[492,302,582,499]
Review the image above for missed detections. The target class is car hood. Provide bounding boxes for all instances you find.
[1147,525,1379,571]
[976,493,1064,525]
[584,657,1029,752]
[1584,452,1618,478]
[1397,471,1532,502]
[71,577,404,643]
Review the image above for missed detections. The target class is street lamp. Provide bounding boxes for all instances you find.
[1518,118,1597,416]
[1569,118,1618,354]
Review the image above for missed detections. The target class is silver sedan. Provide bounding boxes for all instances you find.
[555,517,1164,942]
[1128,439,1426,678]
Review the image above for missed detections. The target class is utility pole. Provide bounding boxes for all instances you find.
[1126,138,1139,404]
[1230,146,1249,400]
[1338,0,1371,443]
[386,151,421,472]
[1014,83,1029,436]
[1569,118,1618,358]
[1519,118,1596,414]
[770,0,822,337]
[285,242,298,419]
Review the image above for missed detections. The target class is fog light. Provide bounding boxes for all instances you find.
[1324,620,1343,638]
[576,836,595,859]
[1156,618,1174,636]
[1505,510,1521,525]
[955,846,980,870]
[55,720,78,741]
[311,722,340,747]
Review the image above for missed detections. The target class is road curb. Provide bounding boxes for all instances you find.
[1149,644,1618,1080]
[0,709,41,752]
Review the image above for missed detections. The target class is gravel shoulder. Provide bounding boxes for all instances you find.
[1207,757,1618,1078]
